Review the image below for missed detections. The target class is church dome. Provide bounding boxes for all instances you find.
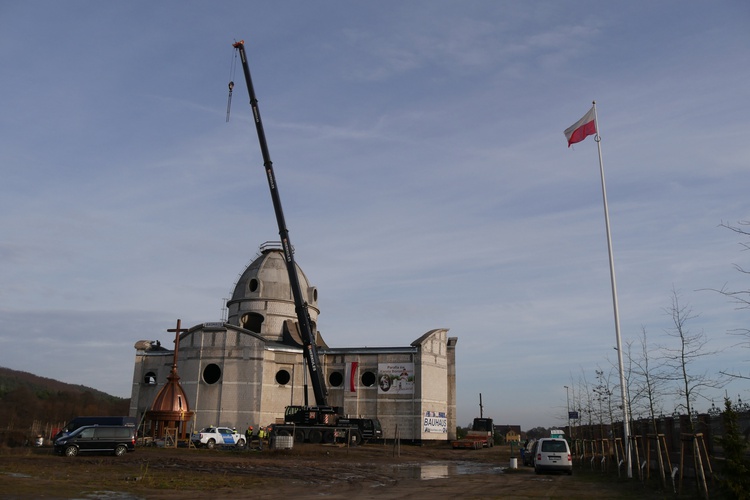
[147,372,192,418]
[226,242,319,343]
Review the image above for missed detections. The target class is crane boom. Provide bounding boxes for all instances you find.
[232,40,328,407]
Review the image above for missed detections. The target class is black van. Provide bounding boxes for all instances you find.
[54,425,136,457]
[53,416,137,440]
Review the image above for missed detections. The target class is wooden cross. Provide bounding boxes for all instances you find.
[167,319,189,372]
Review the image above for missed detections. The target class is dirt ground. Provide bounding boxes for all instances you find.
[0,442,673,499]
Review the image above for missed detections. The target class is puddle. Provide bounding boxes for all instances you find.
[72,492,145,500]
[1,472,33,478]
[392,461,505,480]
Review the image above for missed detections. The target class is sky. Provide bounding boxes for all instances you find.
[2,1,750,429]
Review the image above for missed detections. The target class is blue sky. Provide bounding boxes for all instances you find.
[1,1,749,429]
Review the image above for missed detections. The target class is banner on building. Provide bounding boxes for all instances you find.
[423,411,447,433]
[377,363,414,394]
[345,362,358,392]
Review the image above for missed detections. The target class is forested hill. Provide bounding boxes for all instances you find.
[0,366,130,429]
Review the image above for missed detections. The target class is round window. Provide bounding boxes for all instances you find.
[275,369,291,385]
[203,363,222,384]
[249,278,259,292]
[361,371,376,387]
[328,371,343,387]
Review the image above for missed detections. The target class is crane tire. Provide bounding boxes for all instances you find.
[308,429,322,444]
[349,430,363,447]
[294,430,305,443]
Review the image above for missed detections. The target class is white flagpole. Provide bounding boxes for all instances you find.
[592,100,632,478]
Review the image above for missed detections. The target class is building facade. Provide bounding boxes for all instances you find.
[130,243,457,441]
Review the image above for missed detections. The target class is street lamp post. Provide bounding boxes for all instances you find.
[564,385,571,438]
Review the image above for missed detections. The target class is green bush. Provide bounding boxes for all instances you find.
[717,398,750,500]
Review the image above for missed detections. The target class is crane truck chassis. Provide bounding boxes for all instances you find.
[270,406,383,445]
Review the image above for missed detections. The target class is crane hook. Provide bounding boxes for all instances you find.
[226,81,235,122]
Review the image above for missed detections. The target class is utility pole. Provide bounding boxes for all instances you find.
[564,385,571,438]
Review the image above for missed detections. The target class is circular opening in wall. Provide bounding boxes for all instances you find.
[312,288,318,302]
[361,371,376,387]
[328,371,343,387]
[203,363,222,384]
[275,369,291,385]
[144,372,157,385]
[249,278,259,293]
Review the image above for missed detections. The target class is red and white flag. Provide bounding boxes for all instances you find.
[564,106,596,147]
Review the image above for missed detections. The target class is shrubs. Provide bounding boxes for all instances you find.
[0,430,30,448]
[717,398,750,500]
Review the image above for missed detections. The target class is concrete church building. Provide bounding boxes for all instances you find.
[129,242,458,442]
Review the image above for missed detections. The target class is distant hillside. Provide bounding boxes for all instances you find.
[0,366,125,401]
[0,366,130,436]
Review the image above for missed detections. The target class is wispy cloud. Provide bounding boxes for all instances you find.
[1,1,749,425]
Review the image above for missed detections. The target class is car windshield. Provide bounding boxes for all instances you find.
[541,440,567,452]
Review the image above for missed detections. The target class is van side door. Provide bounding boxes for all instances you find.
[77,427,97,452]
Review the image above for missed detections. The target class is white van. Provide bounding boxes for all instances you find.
[534,437,572,475]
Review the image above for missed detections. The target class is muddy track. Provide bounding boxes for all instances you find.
[0,443,668,499]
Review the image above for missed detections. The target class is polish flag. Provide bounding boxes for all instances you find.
[564,106,596,147]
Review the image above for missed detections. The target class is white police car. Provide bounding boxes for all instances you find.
[191,426,245,449]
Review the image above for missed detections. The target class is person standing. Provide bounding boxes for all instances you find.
[245,426,253,448]
[257,426,265,450]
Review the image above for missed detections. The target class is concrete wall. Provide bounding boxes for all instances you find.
[130,325,456,442]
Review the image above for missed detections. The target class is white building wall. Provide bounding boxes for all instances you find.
[130,325,455,442]
[414,330,451,441]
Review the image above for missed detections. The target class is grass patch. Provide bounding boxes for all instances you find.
[570,465,711,499]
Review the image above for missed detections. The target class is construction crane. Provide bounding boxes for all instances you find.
[230,40,329,407]
[228,40,384,445]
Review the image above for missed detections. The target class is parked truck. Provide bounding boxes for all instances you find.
[231,40,381,446]
[452,417,495,449]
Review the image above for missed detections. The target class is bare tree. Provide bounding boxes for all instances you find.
[631,327,668,428]
[706,220,750,380]
[631,326,670,487]
[567,372,587,441]
[577,367,595,440]
[619,339,638,425]
[661,287,726,432]
[594,366,618,439]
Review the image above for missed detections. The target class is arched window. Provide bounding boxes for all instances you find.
[241,312,264,333]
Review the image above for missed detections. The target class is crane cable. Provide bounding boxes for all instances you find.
[226,43,238,122]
